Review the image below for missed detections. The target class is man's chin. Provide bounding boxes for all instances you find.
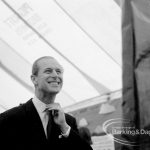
[51,91,60,94]
[48,89,61,94]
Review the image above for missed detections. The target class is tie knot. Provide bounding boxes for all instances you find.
[44,106,51,112]
[45,109,53,119]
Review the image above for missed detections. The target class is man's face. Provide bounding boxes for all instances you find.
[34,58,63,94]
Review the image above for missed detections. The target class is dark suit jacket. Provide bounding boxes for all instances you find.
[0,99,93,150]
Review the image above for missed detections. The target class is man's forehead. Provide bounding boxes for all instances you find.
[38,57,63,70]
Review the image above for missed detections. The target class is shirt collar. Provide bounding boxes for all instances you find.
[32,96,47,114]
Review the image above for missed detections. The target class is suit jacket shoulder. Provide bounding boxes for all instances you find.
[0,102,26,124]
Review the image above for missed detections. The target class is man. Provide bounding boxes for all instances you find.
[79,126,93,146]
[0,56,93,150]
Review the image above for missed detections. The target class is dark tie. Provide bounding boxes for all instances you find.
[46,110,54,141]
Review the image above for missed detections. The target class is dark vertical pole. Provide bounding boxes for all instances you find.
[121,0,140,149]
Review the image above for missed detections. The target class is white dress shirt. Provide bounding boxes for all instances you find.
[32,96,49,137]
[32,96,71,138]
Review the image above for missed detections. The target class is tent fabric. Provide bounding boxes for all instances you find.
[0,0,122,111]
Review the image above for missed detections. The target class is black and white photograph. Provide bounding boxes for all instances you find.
[0,0,149,150]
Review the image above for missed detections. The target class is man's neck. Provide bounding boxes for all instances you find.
[35,91,56,104]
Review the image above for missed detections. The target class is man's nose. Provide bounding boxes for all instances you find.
[51,70,58,77]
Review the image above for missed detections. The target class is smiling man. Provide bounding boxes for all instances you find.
[0,56,93,150]
[31,56,64,104]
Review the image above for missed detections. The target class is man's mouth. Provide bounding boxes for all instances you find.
[48,81,60,85]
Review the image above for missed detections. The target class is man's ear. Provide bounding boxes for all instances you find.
[31,75,38,86]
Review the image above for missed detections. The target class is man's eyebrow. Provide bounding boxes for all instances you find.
[44,68,53,70]
[56,68,62,70]
[45,67,63,71]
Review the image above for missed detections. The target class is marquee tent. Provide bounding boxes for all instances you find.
[0,0,122,112]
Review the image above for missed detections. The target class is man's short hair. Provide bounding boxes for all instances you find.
[32,56,54,76]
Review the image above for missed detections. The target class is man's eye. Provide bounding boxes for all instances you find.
[56,70,61,74]
[45,70,52,73]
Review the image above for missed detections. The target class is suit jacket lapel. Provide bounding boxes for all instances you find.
[25,99,47,142]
